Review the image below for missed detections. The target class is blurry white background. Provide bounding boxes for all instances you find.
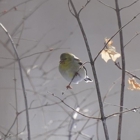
[0,0,140,140]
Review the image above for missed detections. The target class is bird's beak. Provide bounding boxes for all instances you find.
[60,60,64,64]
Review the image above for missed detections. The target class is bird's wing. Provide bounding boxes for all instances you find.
[83,66,87,75]
[74,58,87,75]
[74,58,83,66]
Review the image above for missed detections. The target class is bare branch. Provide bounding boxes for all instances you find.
[0,23,31,140]
[115,62,140,81]
[124,32,140,48]
[97,0,115,10]
[78,0,91,15]
[106,106,140,118]
[68,0,75,17]
[120,0,140,11]
[4,116,18,140]
[68,0,110,139]
[75,109,100,140]
[52,94,100,120]
[115,1,125,140]
[0,0,35,17]
[19,102,61,114]
[13,62,19,139]
[93,12,140,62]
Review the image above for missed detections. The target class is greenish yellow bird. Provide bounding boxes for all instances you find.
[59,53,93,89]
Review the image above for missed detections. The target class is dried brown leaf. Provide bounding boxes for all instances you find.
[128,78,140,90]
[101,38,121,62]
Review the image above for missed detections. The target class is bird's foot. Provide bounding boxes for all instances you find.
[66,85,72,89]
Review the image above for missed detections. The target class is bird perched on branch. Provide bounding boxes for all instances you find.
[59,53,93,89]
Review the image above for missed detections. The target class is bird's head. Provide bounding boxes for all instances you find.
[59,53,75,64]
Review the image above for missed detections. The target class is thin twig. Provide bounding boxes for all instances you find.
[5,0,50,47]
[124,32,140,48]
[13,62,18,140]
[0,0,34,17]
[68,0,75,17]
[115,62,140,80]
[4,116,18,139]
[16,4,26,48]
[68,0,110,139]
[78,0,91,15]
[120,0,139,11]
[53,94,100,119]
[115,1,125,140]
[106,106,140,118]
[97,0,115,10]
[93,12,140,62]
[70,92,94,140]
[75,109,99,140]
[0,23,31,140]
[96,76,121,140]
[19,102,62,114]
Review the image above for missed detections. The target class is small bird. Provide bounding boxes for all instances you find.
[59,53,93,89]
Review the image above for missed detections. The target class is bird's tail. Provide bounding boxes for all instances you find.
[84,76,93,83]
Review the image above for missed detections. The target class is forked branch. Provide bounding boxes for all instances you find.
[0,23,31,140]
[68,0,110,140]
